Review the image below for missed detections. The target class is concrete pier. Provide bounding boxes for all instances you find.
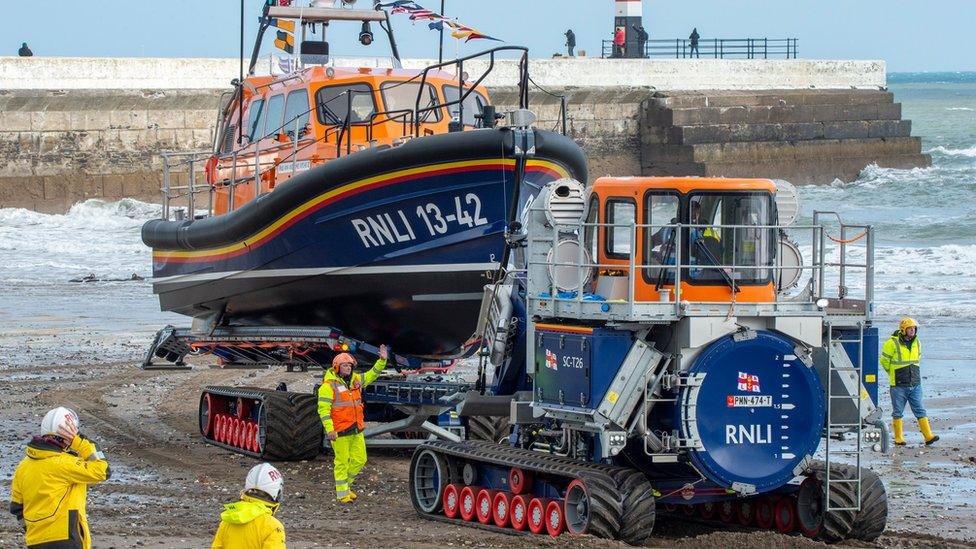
[0,56,929,212]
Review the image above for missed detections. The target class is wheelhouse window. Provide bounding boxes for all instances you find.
[686,192,774,284]
[380,81,442,123]
[246,99,264,142]
[441,86,488,126]
[605,198,636,259]
[643,192,680,284]
[282,89,311,139]
[315,83,376,125]
[262,94,285,138]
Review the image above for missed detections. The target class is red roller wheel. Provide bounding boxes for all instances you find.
[682,504,697,516]
[775,495,798,534]
[476,489,497,524]
[218,415,229,443]
[755,497,775,529]
[443,484,461,519]
[235,397,250,419]
[245,422,256,452]
[545,499,565,537]
[527,498,548,534]
[200,393,216,436]
[510,495,529,531]
[250,423,260,452]
[212,415,223,442]
[230,417,244,448]
[718,500,735,523]
[509,468,532,495]
[737,499,756,526]
[459,486,477,522]
[699,502,716,520]
[492,491,511,528]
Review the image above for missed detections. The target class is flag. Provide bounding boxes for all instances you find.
[545,349,558,371]
[737,372,761,393]
[274,30,294,54]
[381,0,502,42]
[428,21,444,31]
[268,17,295,34]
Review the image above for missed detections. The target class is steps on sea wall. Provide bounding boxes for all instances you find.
[641,89,930,184]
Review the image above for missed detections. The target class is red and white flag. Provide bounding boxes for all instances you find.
[737,372,761,393]
[545,349,558,371]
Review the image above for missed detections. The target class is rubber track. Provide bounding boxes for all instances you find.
[202,386,322,461]
[466,415,511,443]
[416,440,656,545]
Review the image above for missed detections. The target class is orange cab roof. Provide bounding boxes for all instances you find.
[592,176,776,194]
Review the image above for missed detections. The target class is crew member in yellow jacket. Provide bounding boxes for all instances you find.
[880,317,939,446]
[318,344,389,503]
[212,463,286,549]
[9,407,110,549]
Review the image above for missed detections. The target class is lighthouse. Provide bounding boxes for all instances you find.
[614,0,645,58]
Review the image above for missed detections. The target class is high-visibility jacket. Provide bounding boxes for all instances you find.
[880,332,921,387]
[317,357,387,436]
[211,494,285,549]
[9,435,110,549]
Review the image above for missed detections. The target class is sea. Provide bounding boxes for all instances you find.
[1,73,975,371]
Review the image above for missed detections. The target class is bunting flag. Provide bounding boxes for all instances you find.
[268,17,295,34]
[378,0,500,42]
[274,30,294,54]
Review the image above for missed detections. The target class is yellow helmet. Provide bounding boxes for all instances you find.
[899,317,919,335]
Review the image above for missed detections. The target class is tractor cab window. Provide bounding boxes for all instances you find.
[583,195,599,264]
[605,198,636,259]
[687,193,774,284]
[643,193,680,284]
[315,83,377,125]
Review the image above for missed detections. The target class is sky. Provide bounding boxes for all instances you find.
[3,0,975,72]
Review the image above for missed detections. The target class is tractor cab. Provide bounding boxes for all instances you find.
[586,177,779,304]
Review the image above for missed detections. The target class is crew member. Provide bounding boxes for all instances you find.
[9,407,110,549]
[881,317,939,446]
[212,463,286,549]
[318,344,389,503]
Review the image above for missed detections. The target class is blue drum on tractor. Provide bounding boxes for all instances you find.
[408,176,888,543]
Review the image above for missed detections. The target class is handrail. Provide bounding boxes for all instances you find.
[601,37,798,59]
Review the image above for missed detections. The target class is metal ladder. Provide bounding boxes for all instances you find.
[824,321,865,512]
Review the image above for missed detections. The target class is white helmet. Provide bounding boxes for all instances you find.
[41,407,78,437]
[244,463,284,502]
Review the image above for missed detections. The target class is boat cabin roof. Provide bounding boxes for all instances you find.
[592,176,777,196]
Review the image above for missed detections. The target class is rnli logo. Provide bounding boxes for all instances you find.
[737,371,761,393]
[545,349,558,371]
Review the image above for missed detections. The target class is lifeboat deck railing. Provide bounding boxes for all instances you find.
[524,217,875,325]
[159,46,564,221]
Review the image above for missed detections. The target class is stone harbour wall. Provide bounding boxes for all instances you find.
[0,56,928,212]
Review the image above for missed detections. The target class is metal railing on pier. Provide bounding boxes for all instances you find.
[601,37,798,59]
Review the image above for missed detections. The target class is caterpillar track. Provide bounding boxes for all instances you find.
[656,461,887,544]
[408,440,657,544]
[199,386,322,461]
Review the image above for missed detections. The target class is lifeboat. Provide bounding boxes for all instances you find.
[142,1,586,356]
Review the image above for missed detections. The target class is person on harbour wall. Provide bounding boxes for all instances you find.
[881,317,939,446]
[613,26,625,57]
[318,344,389,503]
[9,407,110,549]
[565,29,576,57]
[211,463,286,549]
[18,42,33,57]
[688,27,700,58]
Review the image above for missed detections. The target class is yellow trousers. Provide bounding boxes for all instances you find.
[332,432,367,499]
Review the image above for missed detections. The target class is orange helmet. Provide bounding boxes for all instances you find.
[332,352,356,373]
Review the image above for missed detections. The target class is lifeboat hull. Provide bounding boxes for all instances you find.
[143,129,586,356]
